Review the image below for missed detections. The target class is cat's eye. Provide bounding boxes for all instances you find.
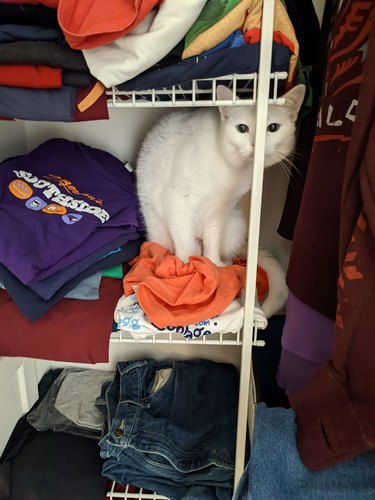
[236,124,249,133]
[267,123,280,132]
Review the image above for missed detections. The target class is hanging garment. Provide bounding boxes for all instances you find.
[233,404,375,500]
[0,139,140,285]
[0,277,122,363]
[98,359,238,500]
[123,242,246,328]
[277,291,335,395]
[285,0,373,319]
[278,0,334,240]
[83,0,207,87]
[290,14,375,470]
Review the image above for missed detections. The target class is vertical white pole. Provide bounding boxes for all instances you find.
[234,0,275,487]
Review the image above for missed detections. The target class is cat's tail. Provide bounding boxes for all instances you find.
[258,248,288,318]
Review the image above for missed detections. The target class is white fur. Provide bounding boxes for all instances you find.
[136,84,305,271]
[257,248,288,318]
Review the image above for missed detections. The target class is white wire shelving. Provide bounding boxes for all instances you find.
[106,483,168,500]
[103,0,281,496]
[106,72,287,108]
[109,323,266,347]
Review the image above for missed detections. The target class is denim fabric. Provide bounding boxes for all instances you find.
[233,403,375,500]
[98,359,239,500]
[27,368,113,440]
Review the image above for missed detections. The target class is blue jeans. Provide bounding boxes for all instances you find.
[97,359,239,500]
[233,403,375,500]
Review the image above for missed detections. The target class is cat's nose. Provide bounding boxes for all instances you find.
[249,145,254,155]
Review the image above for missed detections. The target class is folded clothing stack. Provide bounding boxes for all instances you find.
[0,138,142,361]
[0,2,108,121]
[97,359,239,500]
[0,368,109,500]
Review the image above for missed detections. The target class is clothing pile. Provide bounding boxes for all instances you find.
[0,361,239,500]
[114,242,268,341]
[0,368,110,500]
[0,138,142,363]
[115,0,297,102]
[97,359,239,500]
[0,0,299,119]
[0,2,108,121]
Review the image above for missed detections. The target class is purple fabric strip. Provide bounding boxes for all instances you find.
[277,291,335,395]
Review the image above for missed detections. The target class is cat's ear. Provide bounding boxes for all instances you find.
[282,84,305,121]
[217,85,234,120]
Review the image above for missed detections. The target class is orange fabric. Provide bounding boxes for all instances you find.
[77,81,105,112]
[0,65,62,88]
[57,0,161,50]
[123,242,247,328]
[242,0,298,83]
[244,28,296,56]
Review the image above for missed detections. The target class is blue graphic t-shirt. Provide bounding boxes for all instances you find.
[0,138,140,285]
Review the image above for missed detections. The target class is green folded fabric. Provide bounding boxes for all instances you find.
[101,264,123,279]
[184,0,242,49]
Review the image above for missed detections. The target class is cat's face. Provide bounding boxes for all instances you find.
[217,85,305,168]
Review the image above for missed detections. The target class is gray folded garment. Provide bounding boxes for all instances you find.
[27,368,113,440]
[0,41,89,72]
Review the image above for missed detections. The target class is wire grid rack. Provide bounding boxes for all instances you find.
[106,72,288,108]
[110,322,266,347]
[106,483,168,500]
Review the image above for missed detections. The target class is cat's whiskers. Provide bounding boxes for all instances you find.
[270,150,299,188]
[272,148,302,181]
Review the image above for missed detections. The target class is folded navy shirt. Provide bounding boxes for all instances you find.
[0,86,75,121]
[119,43,291,92]
[0,239,140,321]
[28,232,141,300]
[0,24,65,43]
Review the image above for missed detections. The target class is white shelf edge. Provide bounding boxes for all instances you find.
[107,72,287,108]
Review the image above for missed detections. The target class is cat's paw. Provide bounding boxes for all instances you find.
[207,256,227,267]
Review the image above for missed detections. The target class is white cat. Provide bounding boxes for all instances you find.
[136,84,305,316]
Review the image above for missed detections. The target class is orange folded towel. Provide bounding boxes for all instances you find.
[123,242,247,328]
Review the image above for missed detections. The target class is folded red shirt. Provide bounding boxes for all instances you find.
[0,65,62,89]
[0,277,122,363]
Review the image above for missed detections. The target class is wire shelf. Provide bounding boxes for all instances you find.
[110,323,266,347]
[106,483,168,500]
[107,72,288,108]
